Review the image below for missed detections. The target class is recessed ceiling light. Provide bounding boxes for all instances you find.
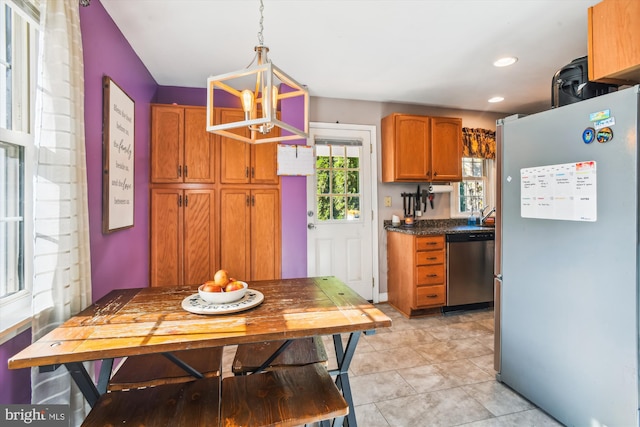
[488,96,504,103]
[493,57,518,67]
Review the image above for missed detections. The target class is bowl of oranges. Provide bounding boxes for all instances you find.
[198,269,248,304]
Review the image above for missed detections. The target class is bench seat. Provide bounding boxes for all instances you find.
[82,376,220,427]
[232,336,327,375]
[222,362,348,427]
[108,347,223,391]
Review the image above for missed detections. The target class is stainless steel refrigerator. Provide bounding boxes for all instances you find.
[495,85,640,426]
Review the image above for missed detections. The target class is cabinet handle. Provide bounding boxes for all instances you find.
[246,195,250,206]
[251,167,255,178]
[426,257,437,260]
[184,165,188,177]
[251,195,255,206]
[426,170,431,176]
[245,167,249,178]
[426,274,438,278]
[434,172,438,177]
[178,195,182,207]
[178,165,182,177]
[184,195,188,207]
[427,294,438,298]
[426,242,438,245]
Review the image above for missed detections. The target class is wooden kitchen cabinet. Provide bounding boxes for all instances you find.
[150,188,216,287]
[219,188,281,281]
[151,105,216,183]
[381,113,462,182]
[387,232,446,317]
[588,0,640,85]
[431,117,463,181]
[218,108,279,185]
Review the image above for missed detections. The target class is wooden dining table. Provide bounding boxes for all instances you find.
[8,276,392,426]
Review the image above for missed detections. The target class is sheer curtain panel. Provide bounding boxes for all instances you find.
[31,0,92,424]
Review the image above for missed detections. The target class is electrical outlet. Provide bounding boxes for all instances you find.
[384,196,392,207]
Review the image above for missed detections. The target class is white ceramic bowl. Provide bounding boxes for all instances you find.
[198,281,248,304]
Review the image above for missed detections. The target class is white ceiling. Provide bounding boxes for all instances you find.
[101,0,601,115]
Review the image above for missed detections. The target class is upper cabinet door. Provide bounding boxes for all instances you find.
[382,114,431,182]
[184,108,216,183]
[431,117,462,182]
[151,105,184,183]
[219,109,251,184]
[218,108,279,185]
[251,143,279,184]
[151,105,215,184]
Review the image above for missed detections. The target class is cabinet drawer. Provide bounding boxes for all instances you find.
[416,285,446,307]
[416,236,444,251]
[416,251,445,265]
[416,264,445,285]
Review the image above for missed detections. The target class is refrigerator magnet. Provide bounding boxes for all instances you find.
[582,128,595,144]
[596,127,613,143]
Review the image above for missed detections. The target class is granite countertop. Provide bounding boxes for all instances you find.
[384,218,495,236]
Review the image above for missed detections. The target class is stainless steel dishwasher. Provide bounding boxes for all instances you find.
[446,232,495,306]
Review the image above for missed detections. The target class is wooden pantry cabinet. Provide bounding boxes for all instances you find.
[381,113,462,182]
[149,104,281,287]
[387,232,446,317]
[151,105,216,183]
[150,188,216,287]
[218,108,279,185]
[219,188,281,282]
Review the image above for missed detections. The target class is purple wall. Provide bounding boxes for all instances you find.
[0,330,31,404]
[280,86,307,278]
[80,1,158,302]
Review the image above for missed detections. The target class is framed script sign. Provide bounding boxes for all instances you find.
[102,76,135,233]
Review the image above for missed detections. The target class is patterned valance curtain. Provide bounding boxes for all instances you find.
[462,128,496,160]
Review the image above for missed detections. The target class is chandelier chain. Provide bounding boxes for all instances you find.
[257,0,265,46]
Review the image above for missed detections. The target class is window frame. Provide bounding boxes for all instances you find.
[450,157,496,219]
[0,0,38,344]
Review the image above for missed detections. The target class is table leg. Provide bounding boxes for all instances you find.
[162,352,204,378]
[330,332,361,427]
[245,339,294,375]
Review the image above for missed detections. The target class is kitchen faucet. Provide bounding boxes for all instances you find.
[481,206,496,223]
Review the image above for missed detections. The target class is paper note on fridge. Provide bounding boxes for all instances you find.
[520,161,596,222]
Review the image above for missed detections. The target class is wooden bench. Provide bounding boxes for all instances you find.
[232,336,328,375]
[108,347,224,391]
[82,376,221,427]
[85,362,346,427]
[222,362,348,427]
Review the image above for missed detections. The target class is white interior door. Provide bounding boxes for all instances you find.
[306,123,378,301]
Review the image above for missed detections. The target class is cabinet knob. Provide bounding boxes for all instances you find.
[434,172,438,177]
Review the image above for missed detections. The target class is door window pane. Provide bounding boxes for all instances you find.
[315,142,362,221]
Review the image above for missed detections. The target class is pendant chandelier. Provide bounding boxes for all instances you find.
[206,0,309,144]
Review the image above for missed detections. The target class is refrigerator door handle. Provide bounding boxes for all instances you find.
[495,274,503,280]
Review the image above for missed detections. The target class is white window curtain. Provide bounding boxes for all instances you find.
[31,0,92,425]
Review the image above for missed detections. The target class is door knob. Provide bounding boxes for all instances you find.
[307,223,316,230]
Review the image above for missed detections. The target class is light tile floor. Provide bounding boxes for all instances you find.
[221,303,563,427]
